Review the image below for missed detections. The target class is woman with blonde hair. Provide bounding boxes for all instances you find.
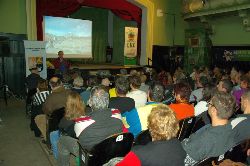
[50,91,85,159]
[117,104,186,166]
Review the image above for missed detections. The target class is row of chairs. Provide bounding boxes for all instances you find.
[134,115,206,146]
[195,139,249,165]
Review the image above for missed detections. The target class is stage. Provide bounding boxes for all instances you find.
[47,64,144,79]
[71,64,142,70]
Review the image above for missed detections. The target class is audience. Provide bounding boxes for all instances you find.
[126,75,147,107]
[109,76,135,114]
[217,79,233,93]
[57,85,123,166]
[182,91,236,165]
[71,76,84,94]
[50,91,85,159]
[117,104,186,166]
[35,76,71,140]
[123,82,164,137]
[169,82,194,120]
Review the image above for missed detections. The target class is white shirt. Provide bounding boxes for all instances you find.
[126,89,147,108]
[194,101,208,116]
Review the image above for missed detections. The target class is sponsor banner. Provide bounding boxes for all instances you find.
[124,27,138,58]
[24,40,47,79]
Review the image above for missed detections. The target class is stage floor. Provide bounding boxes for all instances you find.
[71,64,142,70]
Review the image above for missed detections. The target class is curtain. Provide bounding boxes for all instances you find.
[36,0,81,40]
[26,0,37,40]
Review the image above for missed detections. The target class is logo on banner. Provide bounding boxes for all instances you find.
[124,27,138,58]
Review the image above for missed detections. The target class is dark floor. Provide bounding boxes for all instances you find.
[0,98,52,166]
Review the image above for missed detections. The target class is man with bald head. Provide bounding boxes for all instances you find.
[35,76,71,140]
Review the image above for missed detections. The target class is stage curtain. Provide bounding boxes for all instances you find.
[71,8,108,64]
[26,0,37,40]
[36,0,81,40]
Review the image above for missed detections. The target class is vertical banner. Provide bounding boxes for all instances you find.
[24,40,47,79]
[124,27,138,65]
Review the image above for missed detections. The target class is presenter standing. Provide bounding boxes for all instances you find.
[53,51,71,74]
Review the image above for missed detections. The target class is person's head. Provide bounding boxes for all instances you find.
[65,91,85,120]
[217,79,233,93]
[140,74,147,84]
[73,76,84,87]
[173,82,191,103]
[58,51,64,58]
[202,83,216,101]
[87,76,99,87]
[148,104,179,141]
[240,75,249,89]
[88,85,109,111]
[30,67,39,74]
[37,79,48,92]
[129,75,141,89]
[208,91,235,120]
[49,76,62,90]
[148,82,164,102]
[197,76,208,88]
[241,90,250,114]
[101,78,111,87]
[115,76,130,96]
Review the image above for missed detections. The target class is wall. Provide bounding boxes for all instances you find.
[151,0,185,46]
[210,15,250,45]
[0,0,26,34]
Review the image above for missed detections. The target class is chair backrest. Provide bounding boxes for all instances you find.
[195,139,250,166]
[177,116,196,141]
[191,116,206,134]
[46,107,65,147]
[223,139,249,163]
[79,132,134,166]
[133,129,152,146]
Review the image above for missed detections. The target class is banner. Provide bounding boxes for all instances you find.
[124,27,138,58]
[24,40,47,79]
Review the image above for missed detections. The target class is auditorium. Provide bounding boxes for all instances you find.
[0,0,250,165]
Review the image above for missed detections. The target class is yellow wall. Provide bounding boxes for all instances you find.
[0,0,27,34]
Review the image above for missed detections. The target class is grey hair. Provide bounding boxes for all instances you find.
[89,85,109,111]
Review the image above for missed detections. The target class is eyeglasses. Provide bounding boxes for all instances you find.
[207,101,217,110]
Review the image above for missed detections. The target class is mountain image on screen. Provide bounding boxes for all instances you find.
[44,16,92,58]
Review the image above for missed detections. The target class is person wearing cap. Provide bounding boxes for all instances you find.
[53,51,71,74]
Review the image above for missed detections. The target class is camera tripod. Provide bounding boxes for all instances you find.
[0,84,20,105]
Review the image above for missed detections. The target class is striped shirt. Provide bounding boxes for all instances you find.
[33,91,50,105]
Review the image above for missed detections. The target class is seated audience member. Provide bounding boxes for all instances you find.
[231,90,250,143]
[71,76,84,94]
[80,75,99,105]
[26,67,42,104]
[57,86,123,166]
[194,83,216,116]
[101,77,111,92]
[50,91,85,159]
[109,76,135,114]
[182,91,236,165]
[217,79,233,94]
[169,82,194,120]
[30,79,50,137]
[189,76,208,103]
[35,76,71,140]
[126,75,147,107]
[139,74,149,93]
[117,104,186,166]
[123,82,164,137]
[232,75,249,106]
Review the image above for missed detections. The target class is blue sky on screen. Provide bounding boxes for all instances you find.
[44,16,92,37]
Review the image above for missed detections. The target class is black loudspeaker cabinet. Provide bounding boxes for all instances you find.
[0,33,26,96]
